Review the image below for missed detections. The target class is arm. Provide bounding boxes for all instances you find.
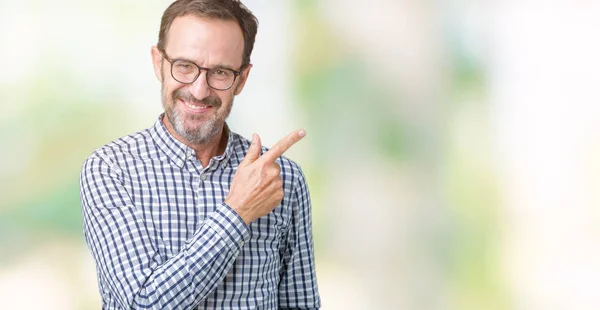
[81,154,249,309]
[278,169,321,309]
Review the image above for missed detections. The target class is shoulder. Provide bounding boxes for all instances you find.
[82,128,155,171]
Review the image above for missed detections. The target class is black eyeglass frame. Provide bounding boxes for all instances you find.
[161,51,242,91]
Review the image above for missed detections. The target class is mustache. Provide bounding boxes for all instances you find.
[173,89,221,107]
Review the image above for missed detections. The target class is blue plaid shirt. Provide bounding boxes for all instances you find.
[80,115,320,309]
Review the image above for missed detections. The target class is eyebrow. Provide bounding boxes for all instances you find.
[172,56,237,71]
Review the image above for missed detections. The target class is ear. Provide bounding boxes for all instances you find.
[233,64,253,96]
[151,46,164,82]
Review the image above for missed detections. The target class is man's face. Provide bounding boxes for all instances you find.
[151,15,251,145]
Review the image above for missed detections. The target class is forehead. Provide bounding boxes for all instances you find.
[166,15,244,67]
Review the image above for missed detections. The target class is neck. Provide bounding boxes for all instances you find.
[162,116,229,167]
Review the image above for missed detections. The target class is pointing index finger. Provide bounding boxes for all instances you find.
[259,129,306,164]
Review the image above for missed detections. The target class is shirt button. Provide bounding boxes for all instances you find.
[200,174,208,180]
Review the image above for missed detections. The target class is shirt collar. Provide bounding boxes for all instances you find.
[150,114,235,168]
[214,124,235,168]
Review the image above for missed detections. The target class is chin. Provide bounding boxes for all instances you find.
[179,119,221,144]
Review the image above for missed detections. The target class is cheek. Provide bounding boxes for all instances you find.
[163,82,182,99]
[218,92,234,107]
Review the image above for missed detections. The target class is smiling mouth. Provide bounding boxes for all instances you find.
[180,99,211,112]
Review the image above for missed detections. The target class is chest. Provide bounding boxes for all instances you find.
[121,158,292,261]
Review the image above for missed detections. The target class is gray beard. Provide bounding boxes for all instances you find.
[161,85,232,145]
[168,106,220,145]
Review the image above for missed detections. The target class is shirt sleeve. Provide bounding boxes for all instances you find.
[80,154,250,310]
[278,168,321,309]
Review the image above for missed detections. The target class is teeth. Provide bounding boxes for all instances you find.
[183,100,208,110]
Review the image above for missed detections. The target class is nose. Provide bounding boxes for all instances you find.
[188,71,211,101]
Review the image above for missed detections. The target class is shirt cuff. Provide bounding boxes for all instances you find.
[206,203,251,250]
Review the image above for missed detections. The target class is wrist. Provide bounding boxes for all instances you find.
[224,198,253,225]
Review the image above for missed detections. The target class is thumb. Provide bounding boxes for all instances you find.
[240,133,261,166]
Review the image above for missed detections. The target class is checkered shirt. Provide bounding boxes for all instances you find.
[80,115,320,309]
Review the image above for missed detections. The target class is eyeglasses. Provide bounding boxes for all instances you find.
[161,51,241,90]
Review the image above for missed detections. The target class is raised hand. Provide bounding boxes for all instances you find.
[225,130,306,225]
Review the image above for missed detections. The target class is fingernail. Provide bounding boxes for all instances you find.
[252,133,257,142]
[298,130,306,137]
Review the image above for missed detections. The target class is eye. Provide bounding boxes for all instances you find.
[176,63,192,69]
[214,69,227,76]
[172,60,197,73]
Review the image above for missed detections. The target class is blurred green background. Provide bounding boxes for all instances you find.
[1,1,600,309]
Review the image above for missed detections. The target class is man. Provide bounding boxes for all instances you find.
[79,0,320,309]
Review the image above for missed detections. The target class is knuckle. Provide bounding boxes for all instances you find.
[271,168,281,178]
[259,161,271,169]
[260,166,272,177]
[275,190,284,200]
[264,164,278,177]
[275,178,283,188]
